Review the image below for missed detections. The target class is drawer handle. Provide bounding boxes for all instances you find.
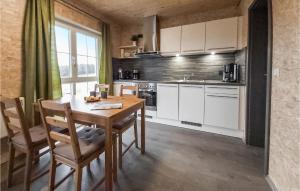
[206,94,238,98]
[158,85,177,87]
[206,87,238,90]
[181,85,203,88]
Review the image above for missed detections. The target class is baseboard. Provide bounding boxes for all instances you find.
[265,175,278,191]
[139,117,244,139]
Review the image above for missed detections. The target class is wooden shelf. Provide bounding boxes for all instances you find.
[119,45,138,49]
[119,56,139,59]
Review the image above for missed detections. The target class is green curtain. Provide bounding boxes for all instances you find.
[99,23,113,95]
[23,0,62,123]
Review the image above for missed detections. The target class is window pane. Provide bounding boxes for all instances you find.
[76,82,88,96]
[57,52,71,78]
[77,56,87,77]
[87,57,97,77]
[88,81,97,92]
[55,26,70,53]
[62,83,72,95]
[76,33,87,56]
[87,36,96,57]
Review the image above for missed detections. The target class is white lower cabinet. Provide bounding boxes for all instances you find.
[179,85,204,124]
[157,84,179,120]
[204,87,239,130]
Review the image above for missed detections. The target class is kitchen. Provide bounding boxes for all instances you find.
[0,0,299,191]
[114,16,246,138]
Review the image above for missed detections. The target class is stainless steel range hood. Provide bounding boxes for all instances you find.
[135,15,160,57]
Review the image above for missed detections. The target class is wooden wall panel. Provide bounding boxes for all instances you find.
[119,6,240,51]
[0,0,121,101]
[0,0,26,98]
[268,0,300,190]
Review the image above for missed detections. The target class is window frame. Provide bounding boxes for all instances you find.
[55,19,101,95]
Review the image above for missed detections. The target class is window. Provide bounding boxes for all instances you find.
[55,21,100,96]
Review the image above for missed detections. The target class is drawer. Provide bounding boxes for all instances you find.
[205,85,239,95]
[204,94,239,129]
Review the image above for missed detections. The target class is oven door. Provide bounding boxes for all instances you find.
[138,90,157,111]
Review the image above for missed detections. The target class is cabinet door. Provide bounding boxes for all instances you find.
[181,23,205,54]
[157,84,179,120]
[160,26,181,54]
[179,85,204,124]
[205,17,238,52]
[204,94,239,129]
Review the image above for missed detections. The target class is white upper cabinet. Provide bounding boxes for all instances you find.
[181,23,206,54]
[160,26,181,55]
[205,17,238,53]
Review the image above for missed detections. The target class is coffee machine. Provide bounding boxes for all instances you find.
[223,63,239,82]
[132,69,139,80]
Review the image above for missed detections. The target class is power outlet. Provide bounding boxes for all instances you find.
[272,68,280,77]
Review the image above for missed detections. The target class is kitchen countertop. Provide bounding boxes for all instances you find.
[114,79,246,86]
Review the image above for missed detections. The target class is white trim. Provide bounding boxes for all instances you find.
[56,15,101,36]
[55,20,100,95]
[138,116,244,138]
[265,176,278,191]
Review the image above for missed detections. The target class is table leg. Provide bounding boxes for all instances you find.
[141,102,145,154]
[105,119,113,191]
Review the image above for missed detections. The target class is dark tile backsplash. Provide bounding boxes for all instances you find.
[113,48,247,82]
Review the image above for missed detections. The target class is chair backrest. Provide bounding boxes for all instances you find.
[38,99,82,162]
[95,84,110,94]
[119,85,138,97]
[0,98,32,148]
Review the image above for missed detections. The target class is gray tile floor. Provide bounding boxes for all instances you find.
[1,122,271,191]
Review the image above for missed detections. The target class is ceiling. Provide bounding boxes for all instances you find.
[76,0,241,25]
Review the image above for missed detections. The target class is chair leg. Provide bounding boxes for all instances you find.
[34,150,40,164]
[7,143,15,188]
[24,152,33,191]
[49,157,57,191]
[113,135,117,181]
[118,133,123,169]
[74,166,82,191]
[134,120,138,148]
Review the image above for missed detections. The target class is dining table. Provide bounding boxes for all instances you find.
[34,95,146,191]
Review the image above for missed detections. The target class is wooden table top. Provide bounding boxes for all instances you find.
[54,95,144,119]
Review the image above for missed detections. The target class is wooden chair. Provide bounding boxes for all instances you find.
[114,84,139,169]
[0,98,52,191]
[95,83,110,95]
[38,99,117,191]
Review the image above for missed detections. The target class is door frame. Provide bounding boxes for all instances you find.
[246,0,273,175]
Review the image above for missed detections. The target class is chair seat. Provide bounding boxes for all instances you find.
[112,115,136,131]
[54,127,105,161]
[12,125,47,146]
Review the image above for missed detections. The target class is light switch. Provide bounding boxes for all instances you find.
[272,68,280,77]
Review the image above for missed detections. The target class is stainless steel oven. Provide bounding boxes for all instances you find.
[138,82,157,111]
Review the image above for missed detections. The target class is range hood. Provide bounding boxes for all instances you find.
[135,15,160,57]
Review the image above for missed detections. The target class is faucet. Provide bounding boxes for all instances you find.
[183,73,194,81]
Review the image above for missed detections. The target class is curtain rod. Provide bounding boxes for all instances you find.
[55,0,103,22]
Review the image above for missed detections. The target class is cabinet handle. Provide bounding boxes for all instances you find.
[181,85,203,88]
[158,84,177,87]
[206,94,238,98]
[206,87,238,90]
[207,47,235,50]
